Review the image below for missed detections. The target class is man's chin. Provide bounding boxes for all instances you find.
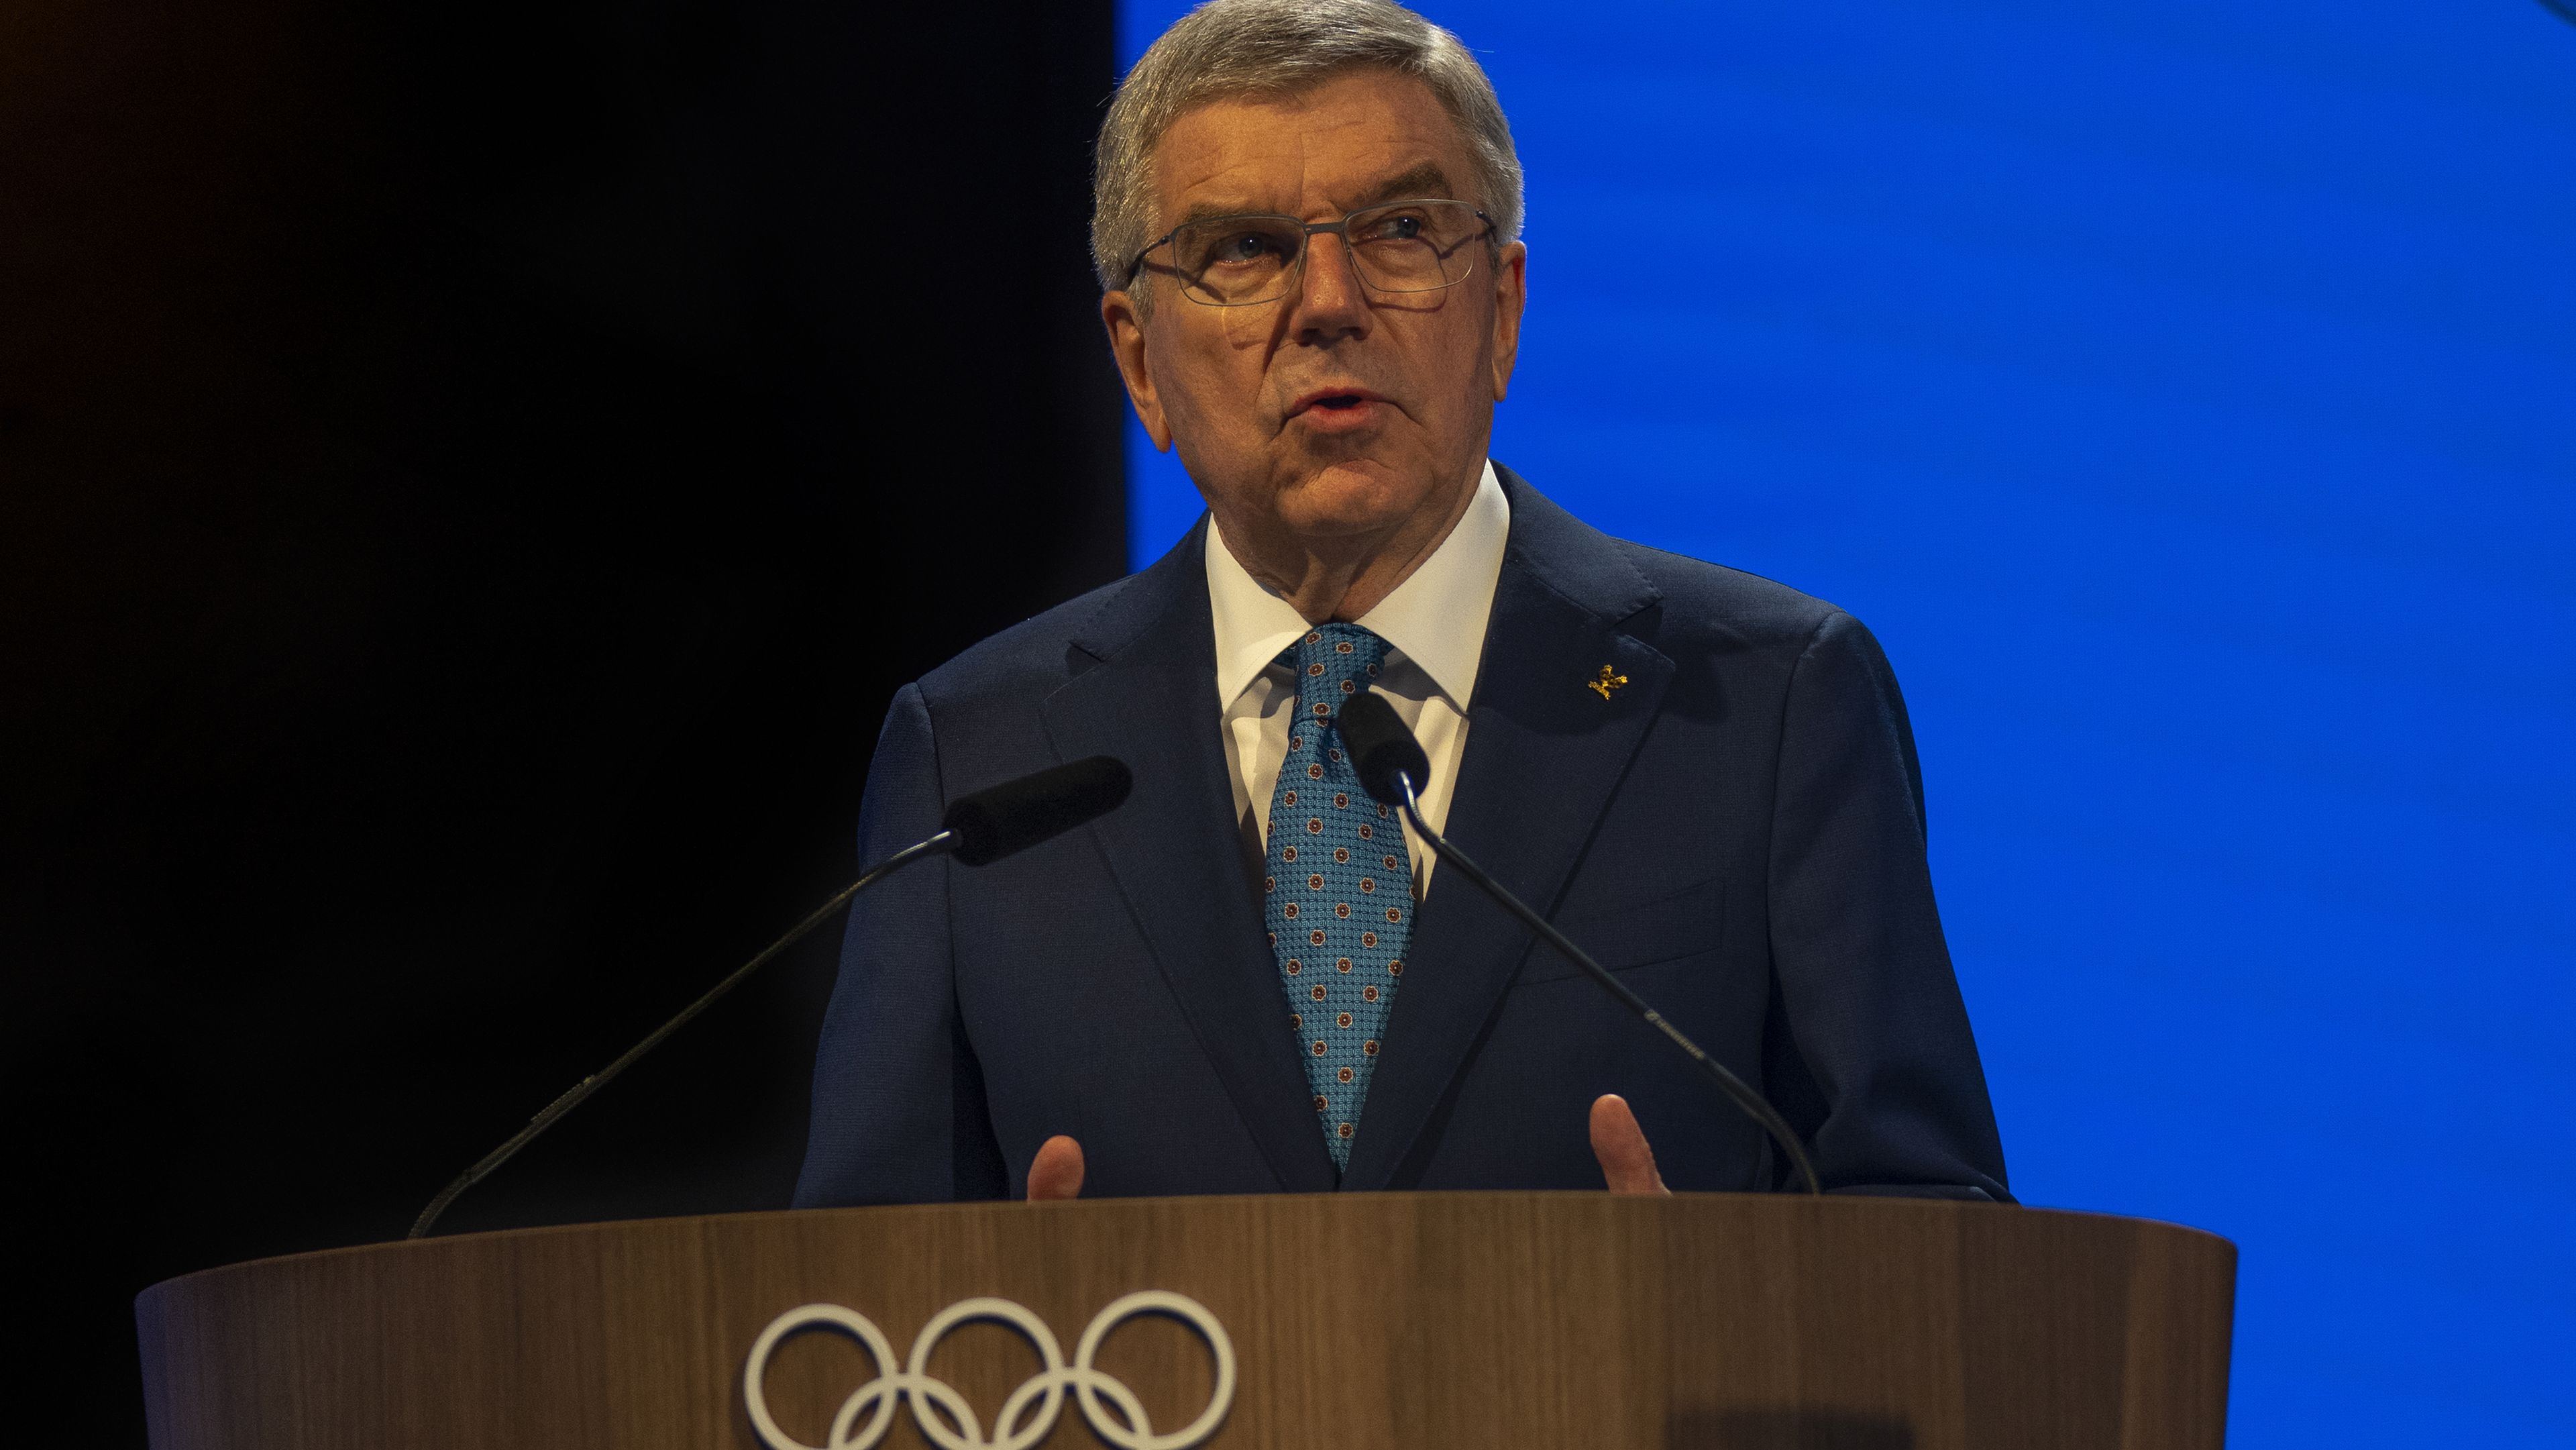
[1273,460,1432,536]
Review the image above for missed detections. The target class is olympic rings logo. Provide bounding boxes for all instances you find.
[743,1291,1237,1450]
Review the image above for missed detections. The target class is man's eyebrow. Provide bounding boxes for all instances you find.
[1160,162,1466,236]
[1346,162,1457,209]
[1169,197,1267,229]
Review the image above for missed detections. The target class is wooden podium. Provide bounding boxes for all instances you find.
[136,1192,2233,1449]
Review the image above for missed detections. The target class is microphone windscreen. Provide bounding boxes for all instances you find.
[943,757,1134,866]
[1333,692,1430,806]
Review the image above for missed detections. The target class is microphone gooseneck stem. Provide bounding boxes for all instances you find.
[1392,776,1823,1196]
[406,829,961,1240]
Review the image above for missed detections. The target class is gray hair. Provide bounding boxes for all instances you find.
[1091,0,1525,295]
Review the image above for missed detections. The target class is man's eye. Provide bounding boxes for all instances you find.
[1358,214,1426,243]
[1212,232,1283,264]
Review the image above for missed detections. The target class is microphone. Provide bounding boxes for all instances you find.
[1334,694,1822,1195]
[944,755,1132,866]
[407,756,1134,1238]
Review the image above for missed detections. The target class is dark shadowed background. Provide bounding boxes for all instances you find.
[0,2,1124,1440]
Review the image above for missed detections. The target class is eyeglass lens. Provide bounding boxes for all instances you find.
[1167,200,1484,306]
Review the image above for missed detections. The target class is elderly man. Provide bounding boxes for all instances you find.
[794,0,2007,1205]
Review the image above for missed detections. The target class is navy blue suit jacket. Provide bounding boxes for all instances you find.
[794,468,2008,1204]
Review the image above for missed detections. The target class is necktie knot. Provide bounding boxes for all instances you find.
[1277,624,1390,720]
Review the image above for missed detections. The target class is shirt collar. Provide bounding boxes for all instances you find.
[1205,460,1510,713]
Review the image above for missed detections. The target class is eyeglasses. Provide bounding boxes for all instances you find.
[1126,197,1496,307]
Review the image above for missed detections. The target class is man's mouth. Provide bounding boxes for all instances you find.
[1287,386,1391,428]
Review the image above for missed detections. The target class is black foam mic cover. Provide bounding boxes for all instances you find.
[942,756,1134,866]
[1334,692,1431,806]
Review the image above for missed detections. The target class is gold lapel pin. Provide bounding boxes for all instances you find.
[1588,664,1629,700]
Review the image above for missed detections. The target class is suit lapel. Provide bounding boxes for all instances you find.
[1340,472,1673,1190]
[1042,521,1340,1194]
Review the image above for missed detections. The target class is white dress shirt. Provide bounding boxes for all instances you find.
[1206,460,1510,897]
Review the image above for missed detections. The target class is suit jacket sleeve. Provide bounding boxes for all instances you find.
[791,683,1009,1206]
[1764,611,2011,1201]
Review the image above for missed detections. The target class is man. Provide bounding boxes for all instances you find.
[794,0,2006,1206]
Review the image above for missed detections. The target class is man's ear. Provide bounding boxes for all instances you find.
[1483,240,1514,401]
[1488,240,1528,404]
[1102,290,1174,451]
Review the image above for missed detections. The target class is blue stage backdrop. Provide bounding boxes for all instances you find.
[1118,3,2574,1444]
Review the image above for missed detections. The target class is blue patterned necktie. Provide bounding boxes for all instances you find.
[1263,623,1411,1172]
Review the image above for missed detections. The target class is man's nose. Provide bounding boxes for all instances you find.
[1286,231,1373,340]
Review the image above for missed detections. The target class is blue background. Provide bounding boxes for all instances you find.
[1120,2,2576,1443]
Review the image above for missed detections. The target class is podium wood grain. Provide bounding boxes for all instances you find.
[136,1192,2233,1449]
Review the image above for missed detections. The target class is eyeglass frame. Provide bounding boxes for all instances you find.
[1122,197,1500,307]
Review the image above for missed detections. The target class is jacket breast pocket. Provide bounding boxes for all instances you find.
[1513,874,1726,986]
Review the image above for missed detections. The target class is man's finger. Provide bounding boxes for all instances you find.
[1026,1134,1086,1201]
[1589,1093,1670,1196]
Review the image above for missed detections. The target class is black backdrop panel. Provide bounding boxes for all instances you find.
[0,2,1126,1439]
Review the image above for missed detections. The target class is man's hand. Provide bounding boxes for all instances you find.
[1589,1093,1670,1195]
[1027,1102,1664,1200]
[1026,1134,1085,1201]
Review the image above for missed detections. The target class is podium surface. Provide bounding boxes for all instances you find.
[138,1192,2232,1449]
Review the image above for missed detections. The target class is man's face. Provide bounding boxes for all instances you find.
[1103,69,1527,553]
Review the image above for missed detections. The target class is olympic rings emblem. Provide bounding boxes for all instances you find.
[743,1291,1237,1450]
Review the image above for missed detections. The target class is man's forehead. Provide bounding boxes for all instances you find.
[1152,71,1472,217]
